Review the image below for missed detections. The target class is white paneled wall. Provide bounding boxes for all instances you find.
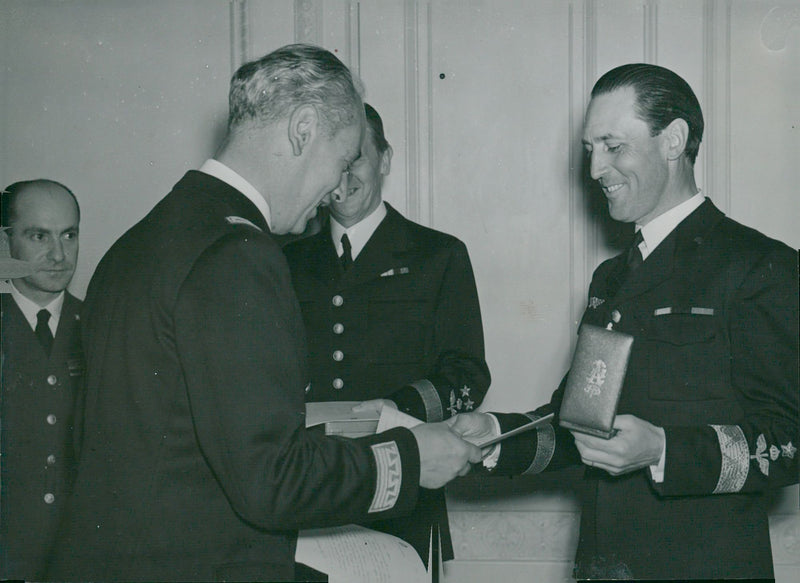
[1,1,797,581]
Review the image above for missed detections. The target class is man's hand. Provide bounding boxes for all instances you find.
[447,412,498,444]
[410,422,483,489]
[351,399,397,416]
[571,414,665,476]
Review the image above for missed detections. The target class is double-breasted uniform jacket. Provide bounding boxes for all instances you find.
[47,172,423,582]
[487,200,799,581]
[284,203,490,563]
[0,291,83,581]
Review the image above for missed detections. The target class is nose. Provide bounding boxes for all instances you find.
[589,150,607,181]
[48,237,65,262]
[331,170,350,203]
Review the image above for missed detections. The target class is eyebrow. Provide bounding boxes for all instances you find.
[582,133,624,146]
[20,226,78,235]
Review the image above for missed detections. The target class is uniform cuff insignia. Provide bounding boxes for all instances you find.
[522,413,555,475]
[411,380,443,422]
[711,424,749,493]
[448,385,475,416]
[368,441,402,513]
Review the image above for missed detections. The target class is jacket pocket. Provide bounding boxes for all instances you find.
[645,312,728,401]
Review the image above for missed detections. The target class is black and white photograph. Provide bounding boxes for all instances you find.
[1,1,798,582]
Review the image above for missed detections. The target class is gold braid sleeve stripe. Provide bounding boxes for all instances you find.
[368,441,403,513]
[711,424,749,494]
[522,413,556,475]
[410,379,443,422]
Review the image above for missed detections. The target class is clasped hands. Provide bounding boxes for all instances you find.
[352,399,489,489]
[443,410,667,477]
[353,400,665,485]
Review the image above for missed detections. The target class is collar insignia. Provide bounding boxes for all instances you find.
[225,216,262,232]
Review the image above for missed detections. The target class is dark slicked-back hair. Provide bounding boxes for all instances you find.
[228,43,363,136]
[1,179,80,228]
[592,63,704,165]
[364,103,390,154]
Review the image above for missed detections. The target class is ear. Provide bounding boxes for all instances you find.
[379,145,393,176]
[287,105,319,157]
[663,118,689,161]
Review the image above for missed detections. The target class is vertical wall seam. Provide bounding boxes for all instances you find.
[230,0,249,75]
[644,0,658,64]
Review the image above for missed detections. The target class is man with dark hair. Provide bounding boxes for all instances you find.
[0,179,82,581]
[452,63,798,581]
[284,102,490,569]
[48,44,480,582]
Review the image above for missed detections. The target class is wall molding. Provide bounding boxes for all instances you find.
[703,0,731,214]
[402,0,432,224]
[644,0,659,64]
[449,510,579,561]
[761,5,800,51]
[230,0,249,73]
[294,0,322,45]
[568,0,596,344]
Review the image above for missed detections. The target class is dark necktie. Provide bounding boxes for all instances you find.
[35,308,54,357]
[626,229,644,271]
[608,230,644,298]
[340,233,354,270]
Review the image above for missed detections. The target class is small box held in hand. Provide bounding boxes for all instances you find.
[559,324,633,439]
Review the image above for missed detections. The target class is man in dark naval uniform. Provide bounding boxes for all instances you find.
[284,103,490,568]
[1,179,83,581]
[451,64,798,582]
[47,45,481,582]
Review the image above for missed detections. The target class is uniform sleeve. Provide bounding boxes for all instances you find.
[475,375,583,476]
[389,240,491,421]
[655,244,799,496]
[174,232,420,530]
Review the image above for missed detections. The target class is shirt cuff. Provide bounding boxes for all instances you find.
[649,437,667,483]
[481,414,503,470]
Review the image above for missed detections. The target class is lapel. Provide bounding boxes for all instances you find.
[339,203,413,288]
[53,292,79,342]
[1,293,46,358]
[611,199,725,304]
[303,222,343,286]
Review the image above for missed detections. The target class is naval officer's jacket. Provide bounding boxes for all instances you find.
[285,203,490,421]
[485,200,798,581]
[47,171,423,582]
[284,202,490,562]
[0,291,83,581]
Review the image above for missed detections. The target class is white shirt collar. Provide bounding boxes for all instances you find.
[330,202,388,260]
[637,192,705,260]
[9,282,64,335]
[199,159,272,230]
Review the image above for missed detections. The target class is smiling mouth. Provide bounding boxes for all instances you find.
[602,183,624,194]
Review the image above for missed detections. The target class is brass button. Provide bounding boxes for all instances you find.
[47,375,57,386]
[44,493,55,504]
[332,378,344,390]
[46,414,57,425]
[47,454,56,465]
[332,295,344,307]
[332,350,344,362]
[333,323,344,334]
